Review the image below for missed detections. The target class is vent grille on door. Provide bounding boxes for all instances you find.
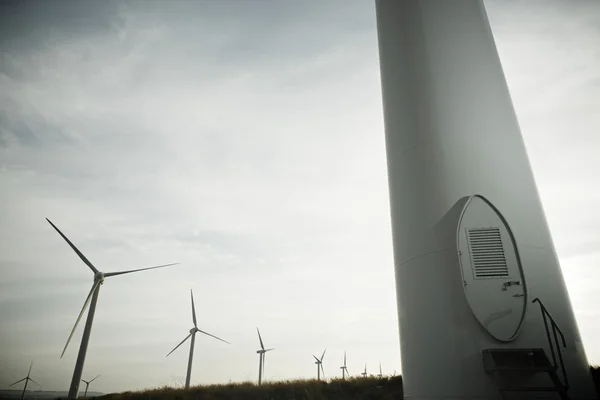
[467,227,510,279]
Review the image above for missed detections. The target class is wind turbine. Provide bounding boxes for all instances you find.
[312,349,326,381]
[166,289,230,389]
[340,351,349,380]
[256,327,274,386]
[361,363,367,378]
[47,218,178,399]
[377,362,383,378]
[9,362,40,400]
[81,375,100,397]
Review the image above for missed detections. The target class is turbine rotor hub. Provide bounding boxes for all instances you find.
[94,271,105,283]
[189,328,197,334]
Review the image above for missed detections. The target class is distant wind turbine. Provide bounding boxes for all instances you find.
[378,362,383,378]
[361,363,367,378]
[47,218,178,400]
[81,375,100,397]
[166,289,230,389]
[9,362,40,400]
[256,327,274,386]
[313,349,326,381]
[340,351,349,380]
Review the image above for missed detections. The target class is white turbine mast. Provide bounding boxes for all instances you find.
[9,362,41,400]
[256,327,274,386]
[81,374,101,397]
[377,362,383,378]
[361,363,367,378]
[312,349,326,381]
[166,289,230,389]
[47,218,178,400]
[340,351,349,380]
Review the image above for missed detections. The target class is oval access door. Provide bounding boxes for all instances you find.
[457,195,527,342]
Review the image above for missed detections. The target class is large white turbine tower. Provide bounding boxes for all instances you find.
[47,218,178,400]
[256,327,274,386]
[375,1,596,399]
[166,289,230,389]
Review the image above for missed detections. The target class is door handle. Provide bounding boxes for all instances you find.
[502,281,522,291]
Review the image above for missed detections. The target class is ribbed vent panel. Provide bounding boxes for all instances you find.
[467,227,509,279]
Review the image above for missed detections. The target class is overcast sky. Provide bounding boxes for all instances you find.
[1,0,599,394]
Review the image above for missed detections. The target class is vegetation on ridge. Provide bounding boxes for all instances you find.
[96,376,402,400]
[92,366,600,400]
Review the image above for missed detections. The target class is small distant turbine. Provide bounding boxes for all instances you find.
[47,218,178,399]
[377,362,383,378]
[256,327,274,386]
[81,375,100,397]
[361,363,367,378]
[166,289,230,389]
[340,351,349,380]
[312,349,326,381]
[9,362,41,400]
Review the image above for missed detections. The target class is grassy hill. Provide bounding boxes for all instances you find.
[94,366,599,400]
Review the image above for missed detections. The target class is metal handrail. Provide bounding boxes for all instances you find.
[532,298,569,390]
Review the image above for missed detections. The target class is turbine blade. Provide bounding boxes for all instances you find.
[61,280,101,358]
[104,263,179,277]
[8,378,26,387]
[27,361,33,377]
[29,378,41,388]
[320,364,325,378]
[190,290,197,328]
[90,374,101,383]
[320,348,326,361]
[46,218,98,274]
[257,327,265,351]
[265,348,275,352]
[166,333,192,357]
[344,351,346,366]
[313,355,320,363]
[81,380,89,384]
[197,329,230,344]
[379,363,382,374]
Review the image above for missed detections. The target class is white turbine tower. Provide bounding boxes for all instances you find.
[375,1,597,399]
[377,362,383,378]
[312,349,326,381]
[256,327,274,386]
[361,363,367,378]
[81,375,100,397]
[340,351,349,380]
[166,289,230,389]
[47,218,178,400]
[9,362,40,400]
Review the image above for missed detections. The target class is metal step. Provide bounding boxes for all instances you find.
[483,348,555,373]
[482,348,570,400]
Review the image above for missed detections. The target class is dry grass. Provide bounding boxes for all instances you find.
[95,367,600,400]
[97,377,402,400]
